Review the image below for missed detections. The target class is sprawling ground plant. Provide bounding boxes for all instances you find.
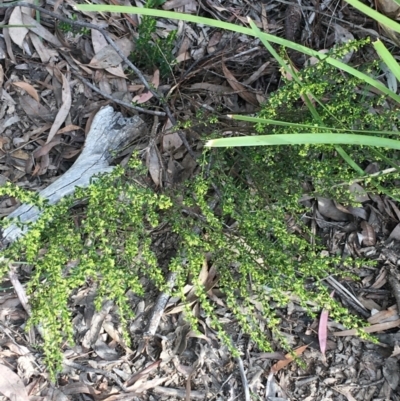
[0,0,398,379]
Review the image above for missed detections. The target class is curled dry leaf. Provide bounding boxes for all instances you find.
[221,60,258,106]
[12,81,39,102]
[47,73,72,144]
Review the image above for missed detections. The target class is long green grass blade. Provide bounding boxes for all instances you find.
[373,40,400,82]
[229,115,400,136]
[334,146,364,174]
[247,18,323,122]
[205,134,400,149]
[75,4,400,104]
[344,0,400,34]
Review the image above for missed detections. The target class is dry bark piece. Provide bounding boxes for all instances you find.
[2,106,145,244]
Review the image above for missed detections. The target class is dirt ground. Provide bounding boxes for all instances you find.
[1,0,400,400]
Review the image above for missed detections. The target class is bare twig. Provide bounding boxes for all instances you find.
[236,356,251,401]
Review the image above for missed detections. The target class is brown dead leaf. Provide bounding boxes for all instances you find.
[221,60,258,106]
[388,223,400,242]
[163,132,183,151]
[11,149,30,160]
[333,386,357,401]
[371,267,387,289]
[391,344,400,357]
[90,29,126,78]
[360,221,376,246]
[59,382,100,396]
[30,32,59,64]
[317,198,350,221]
[368,306,398,325]
[271,345,308,373]
[89,45,123,69]
[12,81,39,102]
[387,198,400,221]
[349,182,369,203]
[47,73,71,144]
[146,144,161,186]
[21,12,62,47]
[33,137,63,158]
[8,7,29,48]
[207,31,222,53]
[126,376,167,393]
[115,37,135,57]
[19,95,54,122]
[56,124,81,134]
[132,70,160,104]
[61,147,81,159]
[0,364,29,401]
[243,61,271,85]
[189,82,234,94]
[377,0,400,17]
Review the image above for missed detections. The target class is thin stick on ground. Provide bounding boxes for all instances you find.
[236,355,251,401]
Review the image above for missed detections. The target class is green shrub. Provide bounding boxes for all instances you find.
[130,0,177,78]
[1,42,391,380]
[0,144,368,379]
[247,41,400,203]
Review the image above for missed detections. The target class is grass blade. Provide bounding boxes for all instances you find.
[344,0,400,34]
[229,115,400,136]
[205,133,400,149]
[373,39,400,82]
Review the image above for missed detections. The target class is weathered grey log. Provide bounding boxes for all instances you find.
[2,106,145,244]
